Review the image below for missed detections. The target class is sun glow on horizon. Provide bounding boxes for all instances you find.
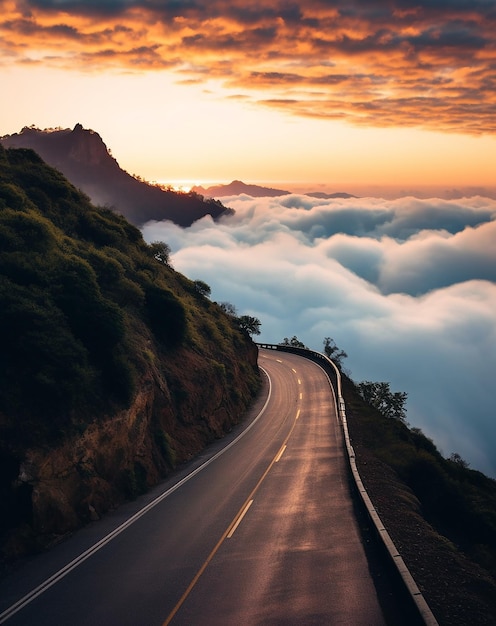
[1,1,495,190]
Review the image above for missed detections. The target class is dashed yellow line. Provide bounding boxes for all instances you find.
[227,500,254,538]
[275,444,287,462]
[163,407,301,625]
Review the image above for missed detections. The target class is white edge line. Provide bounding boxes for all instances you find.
[0,367,273,624]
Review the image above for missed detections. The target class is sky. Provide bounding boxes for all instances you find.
[1,2,495,474]
[1,0,496,193]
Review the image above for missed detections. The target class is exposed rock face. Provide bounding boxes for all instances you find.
[68,123,115,168]
[0,125,233,227]
[6,340,259,558]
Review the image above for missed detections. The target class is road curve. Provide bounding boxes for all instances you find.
[1,349,386,625]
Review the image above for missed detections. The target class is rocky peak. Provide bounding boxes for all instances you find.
[67,123,115,167]
[0,124,233,227]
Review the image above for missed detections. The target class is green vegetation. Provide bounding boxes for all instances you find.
[217,301,262,337]
[357,380,408,421]
[280,335,307,348]
[192,279,211,298]
[344,374,496,581]
[0,146,257,448]
[322,336,347,368]
[148,241,172,266]
[237,315,261,336]
[0,145,260,560]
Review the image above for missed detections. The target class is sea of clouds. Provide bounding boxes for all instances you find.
[142,194,496,477]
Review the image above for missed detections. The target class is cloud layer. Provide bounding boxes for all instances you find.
[143,193,496,477]
[2,1,496,133]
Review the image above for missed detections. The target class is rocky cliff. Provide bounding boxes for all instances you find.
[7,339,258,557]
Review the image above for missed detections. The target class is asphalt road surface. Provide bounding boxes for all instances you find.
[1,349,388,625]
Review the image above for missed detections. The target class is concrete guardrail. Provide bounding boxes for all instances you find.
[257,342,439,626]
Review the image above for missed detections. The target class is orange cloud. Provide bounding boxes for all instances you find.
[1,1,495,133]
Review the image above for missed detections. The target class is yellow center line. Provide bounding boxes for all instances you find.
[162,407,301,625]
[274,444,287,462]
[227,500,254,538]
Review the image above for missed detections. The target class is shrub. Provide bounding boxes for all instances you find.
[145,285,187,347]
[52,255,125,356]
[0,279,94,430]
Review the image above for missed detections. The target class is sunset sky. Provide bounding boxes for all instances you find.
[1,0,496,193]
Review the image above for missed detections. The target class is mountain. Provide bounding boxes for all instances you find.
[193,179,356,199]
[0,125,233,227]
[0,143,260,565]
[306,191,356,199]
[193,180,290,197]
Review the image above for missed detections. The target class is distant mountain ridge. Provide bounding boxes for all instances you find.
[0,125,233,227]
[193,179,356,199]
[193,180,290,197]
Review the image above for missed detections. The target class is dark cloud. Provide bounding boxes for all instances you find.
[142,193,496,477]
[23,0,202,18]
[406,22,488,50]
[2,18,78,38]
[395,0,496,14]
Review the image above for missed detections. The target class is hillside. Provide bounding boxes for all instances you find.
[0,144,260,567]
[342,374,496,625]
[0,125,233,227]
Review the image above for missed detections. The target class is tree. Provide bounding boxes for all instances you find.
[193,279,211,298]
[280,336,306,348]
[149,241,171,266]
[357,381,407,421]
[323,337,348,367]
[238,315,261,336]
[219,301,237,316]
[449,453,470,469]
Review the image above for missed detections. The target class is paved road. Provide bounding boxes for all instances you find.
[1,349,386,625]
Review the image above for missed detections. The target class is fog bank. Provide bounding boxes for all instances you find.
[143,194,496,477]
